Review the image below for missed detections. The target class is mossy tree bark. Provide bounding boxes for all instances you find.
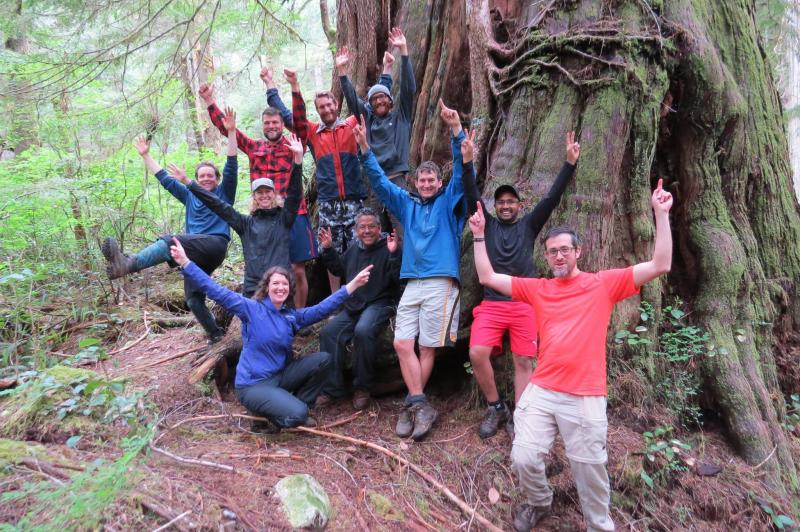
[336,0,800,496]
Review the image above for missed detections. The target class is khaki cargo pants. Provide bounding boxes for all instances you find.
[511,384,615,531]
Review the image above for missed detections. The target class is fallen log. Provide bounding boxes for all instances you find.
[188,319,242,384]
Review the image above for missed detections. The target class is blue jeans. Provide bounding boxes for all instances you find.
[235,352,331,428]
[319,302,395,397]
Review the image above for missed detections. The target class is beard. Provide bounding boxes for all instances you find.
[551,264,571,278]
[264,130,282,142]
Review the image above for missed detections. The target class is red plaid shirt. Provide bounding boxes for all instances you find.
[207,103,307,214]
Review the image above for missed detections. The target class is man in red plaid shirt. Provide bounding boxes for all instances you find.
[198,83,318,308]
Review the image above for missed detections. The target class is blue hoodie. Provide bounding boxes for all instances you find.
[154,156,237,239]
[180,261,349,387]
[360,130,466,280]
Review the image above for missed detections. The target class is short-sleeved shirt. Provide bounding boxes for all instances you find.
[511,267,639,396]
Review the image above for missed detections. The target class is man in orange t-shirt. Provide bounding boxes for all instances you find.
[469,179,673,532]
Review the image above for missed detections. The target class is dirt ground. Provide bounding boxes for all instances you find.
[2,279,796,530]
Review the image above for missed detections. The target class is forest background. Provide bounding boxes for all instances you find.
[1,0,800,530]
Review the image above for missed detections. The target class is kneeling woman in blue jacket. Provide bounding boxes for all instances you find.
[169,238,372,429]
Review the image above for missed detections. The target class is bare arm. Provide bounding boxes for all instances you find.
[469,204,512,296]
[632,179,673,288]
[134,136,163,174]
[223,107,237,157]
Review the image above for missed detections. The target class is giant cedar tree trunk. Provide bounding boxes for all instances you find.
[336,0,800,495]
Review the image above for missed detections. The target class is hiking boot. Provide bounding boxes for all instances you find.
[395,406,413,438]
[101,237,137,279]
[479,403,509,440]
[352,390,371,410]
[314,394,333,409]
[512,503,551,532]
[411,402,438,441]
[250,418,279,434]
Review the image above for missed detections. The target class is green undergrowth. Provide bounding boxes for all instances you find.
[1,425,155,531]
[0,366,145,440]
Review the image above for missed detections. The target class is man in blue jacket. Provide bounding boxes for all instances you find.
[353,100,468,440]
[102,118,238,342]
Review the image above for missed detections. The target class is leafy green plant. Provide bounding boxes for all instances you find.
[639,426,691,488]
[0,366,144,439]
[782,393,800,432]
[755,498,796,530]
[1,425,156,530]
[616,300,708,428]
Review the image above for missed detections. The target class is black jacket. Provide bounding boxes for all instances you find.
[321,235,401,313]
[189,163,302,296]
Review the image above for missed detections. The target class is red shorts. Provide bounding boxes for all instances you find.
[469,300,538,357]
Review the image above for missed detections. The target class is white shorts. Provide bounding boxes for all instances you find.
[394,278,460,347]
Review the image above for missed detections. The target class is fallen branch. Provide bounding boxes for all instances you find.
[226,452,304,461]
[315,410,363,430]
[108,311,150,355]
[138,346,204,369]
[293,426,503,532]
[139,494,194,532]
[149,440,235,473]
[152,510,191,532]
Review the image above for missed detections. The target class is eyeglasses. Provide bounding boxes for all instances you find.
[356,223,379,231]
[495,199,519,206]
[545,246,575,258]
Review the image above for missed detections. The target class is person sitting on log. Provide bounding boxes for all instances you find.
[336,27,415,240]
[462,131,580,440]
[315,208,402,410]
[101,113,239,343]
[168,238,374,431]
[353,100,468,441]
[469,180,673,532]
[198,82,317,308]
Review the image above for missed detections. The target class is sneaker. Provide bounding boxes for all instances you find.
[411,402,438,441]
[512,503,551,532]
[479,404,509,439]
[395,406,413,438]
[314,394,333,408]
[352,390,371,410]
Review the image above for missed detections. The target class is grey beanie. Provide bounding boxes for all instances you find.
[367,85,393,103]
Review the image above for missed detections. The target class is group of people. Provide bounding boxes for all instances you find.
[101,26,675,531]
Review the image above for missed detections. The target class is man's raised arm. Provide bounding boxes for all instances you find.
[261,67,294,127]
[199,83,257,154]
[632,178,673,288]
[389,27,416,120]
[470,204,512,296]
[336,47,369,122]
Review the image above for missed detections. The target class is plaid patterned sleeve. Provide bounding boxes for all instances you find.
[292,91,310,146]
[208,103,255,155]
